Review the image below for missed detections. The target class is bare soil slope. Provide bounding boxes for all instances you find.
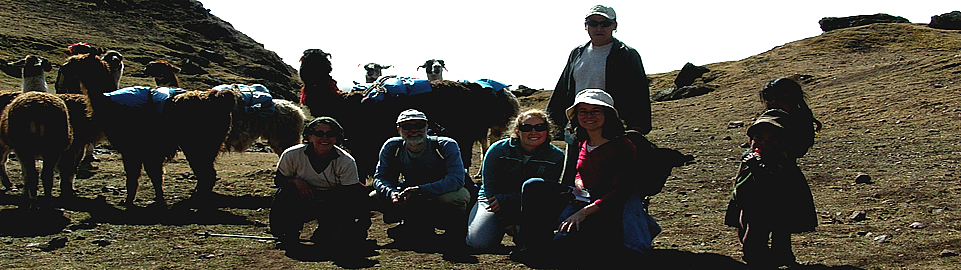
[0,4,959,269]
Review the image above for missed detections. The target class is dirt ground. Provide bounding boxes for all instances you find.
[1,23,961,269]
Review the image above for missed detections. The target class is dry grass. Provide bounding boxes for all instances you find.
[0,1,960,268]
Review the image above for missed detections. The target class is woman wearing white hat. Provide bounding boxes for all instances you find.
[515,89,657,266]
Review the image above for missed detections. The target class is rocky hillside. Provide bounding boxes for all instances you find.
[0,0,301,100]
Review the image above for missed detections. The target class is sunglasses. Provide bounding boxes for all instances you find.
[310,130,338,138]
[399,122,427,131]
[585,20,614,28]
[518,123,549,132]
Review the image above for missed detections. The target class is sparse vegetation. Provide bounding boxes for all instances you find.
[1,1,960,269]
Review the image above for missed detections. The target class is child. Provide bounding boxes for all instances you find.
[759,77,822,159]
[725,109,817,269]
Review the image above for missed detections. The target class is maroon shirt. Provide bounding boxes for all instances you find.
[573,136,637,208]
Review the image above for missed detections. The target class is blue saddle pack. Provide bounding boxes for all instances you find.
[104,86,187,114]
[362,77,509,103]
[212,84,276,117]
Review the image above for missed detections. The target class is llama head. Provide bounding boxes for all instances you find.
[299,49,332,86]
[60,54,113,95]
[67,42,104,56]
[418,59,446,81]
[3,55,52,78]
[102,51,124,88]
[144,60,181,88]
[362,63,392,83]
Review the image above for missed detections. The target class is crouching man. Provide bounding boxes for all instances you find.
[371,109,471,252]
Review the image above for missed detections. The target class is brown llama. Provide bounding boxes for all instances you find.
[0,54,105,192]
[59,53,235,205]
[298,50,518,179]
[0,92,71,209]
[144,60,306,155]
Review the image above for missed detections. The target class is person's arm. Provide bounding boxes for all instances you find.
[608,44,652,135]
[335,148,361,186]
[274,147,313,198]
[483,140,521,213]
[416,139,465,195]
[546,47,581,133]
[593,138,639,208]
[372,140,402,199]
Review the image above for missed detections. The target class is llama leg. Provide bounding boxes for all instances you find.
[39,153,61,208]
[17,156,40,209]
[0,148,11,189]
[121,156,143,205]
[57,147,84,198]
[142,156,166,204]
[187,155,218,197]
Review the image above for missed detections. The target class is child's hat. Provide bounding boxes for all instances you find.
[747,109,789,137]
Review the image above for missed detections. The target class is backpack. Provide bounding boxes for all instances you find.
[625,130,693,197]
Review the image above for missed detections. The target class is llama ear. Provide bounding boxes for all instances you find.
[41,58,53,72]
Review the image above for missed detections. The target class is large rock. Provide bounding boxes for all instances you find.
[819,14,910,32]
[674,62,710,87]
[652,85,715,102]
[930,11,961,30]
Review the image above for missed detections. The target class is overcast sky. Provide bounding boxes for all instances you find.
[197,0,957,90]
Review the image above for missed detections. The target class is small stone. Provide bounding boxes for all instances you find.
[728,121,745,129]
[46,237,68,251]
[92,239,111,247]
[693,128,701,132]
[909,222,926,229]
[722,136,732,140]
[940,249,958,257]
[873,235,888,243]
[864,232,875,238]
[740,142,750,148]
[855,231,869,236]
[849,210,867,221]
[932,208,945,214]
[855,173,872,184]
[928,129,940,133]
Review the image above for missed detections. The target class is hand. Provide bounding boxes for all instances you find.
[291,179,313,199]
[485,197,500,213]
[399,186,420,202]
[558,204,599,233]
[504,224,517,236]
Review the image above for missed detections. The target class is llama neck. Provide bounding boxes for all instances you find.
[154,75,180,88]
[110,65,123,89]
[427,73,443,81]
[21,73,49,93]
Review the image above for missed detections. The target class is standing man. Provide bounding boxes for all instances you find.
[371,109,471,252]
[546,5,652,139]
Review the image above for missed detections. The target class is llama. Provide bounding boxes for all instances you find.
[0,55,53,93]
[0,92,72,209]
[0,53,105,191]
[418,59,446,81]
[59,53,235,205]
[361,63,392,83]
[299,50,517,179]
[144,60,306,155]
[101,50,124,89]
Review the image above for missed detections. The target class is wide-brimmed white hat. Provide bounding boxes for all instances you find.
[565,89,619,121]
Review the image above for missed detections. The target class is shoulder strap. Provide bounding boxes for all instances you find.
[429,136,445,160]
[391,136,445,160]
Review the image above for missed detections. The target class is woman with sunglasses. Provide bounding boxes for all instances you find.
[515,90,656,267]
[466,109,564,250]
[546,4,652,141]
[269,117,370,252]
